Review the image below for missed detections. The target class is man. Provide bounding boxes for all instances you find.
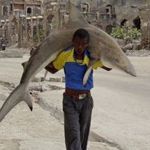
[45,28,111,150]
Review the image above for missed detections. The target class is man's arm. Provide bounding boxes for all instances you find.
[45,50,66,73]
[45,62,58,74]
[92,60,112,71]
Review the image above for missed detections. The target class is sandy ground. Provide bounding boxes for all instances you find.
[0,52,150,150]
[0,53,118,150]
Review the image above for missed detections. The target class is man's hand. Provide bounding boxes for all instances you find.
[102,66,112,71]
[45,62,58,74]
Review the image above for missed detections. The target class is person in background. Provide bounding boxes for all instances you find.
[1,38,6,51]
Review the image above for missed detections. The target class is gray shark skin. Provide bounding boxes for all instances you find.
[66,3,136,84]
[0,29,75,122]
[0,4,136,122]
[82,25,136,84]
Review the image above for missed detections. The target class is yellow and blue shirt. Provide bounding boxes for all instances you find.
[52,47,103,90]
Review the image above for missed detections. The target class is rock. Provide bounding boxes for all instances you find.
[0,94,7,101]
[126,49,150,56]
[32,77,42,82]
[116,39,126,47]
[0,50,23,58]
[122,43,133,52]
[49,77,62,82]
[132,40,141,50]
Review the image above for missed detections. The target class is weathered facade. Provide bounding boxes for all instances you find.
[12,0,42,17]
[0,0,150,48]
[70,0,150,48]
[139,5,150,49]
[0,0,42,18]
[0,0,43,47]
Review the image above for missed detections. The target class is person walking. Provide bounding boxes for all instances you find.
[45,28,112,150]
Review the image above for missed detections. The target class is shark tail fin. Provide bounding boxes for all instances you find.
[0,84,33,122]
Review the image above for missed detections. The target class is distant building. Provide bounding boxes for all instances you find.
[0,0,42,20]
[11,0,42,17]
[0,0,11,20]
[0,0,150,47]
[0,0,43,45]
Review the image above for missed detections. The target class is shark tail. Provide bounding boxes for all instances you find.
[0,84,33,122]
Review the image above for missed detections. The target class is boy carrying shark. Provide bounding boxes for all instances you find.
[45,28,112,150]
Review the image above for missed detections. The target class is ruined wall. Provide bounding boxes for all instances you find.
[0,0,11,20]
[99,0,145,26]
[0,1,2,19]
[139,6,150,48]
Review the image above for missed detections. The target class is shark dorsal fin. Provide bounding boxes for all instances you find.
[65,2,89,29]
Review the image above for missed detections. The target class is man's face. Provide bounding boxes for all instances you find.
[72,37,89,55]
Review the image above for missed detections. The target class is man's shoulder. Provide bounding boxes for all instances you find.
[57,46,73,59]
[63,45,74,52]
[59,46,74,57]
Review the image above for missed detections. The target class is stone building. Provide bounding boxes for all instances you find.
[139,5,150,49]
[0,0,42,18]
[0,0,43,46]
[70,0,150,48]
[0,0,150,48]
[0,0,11,20]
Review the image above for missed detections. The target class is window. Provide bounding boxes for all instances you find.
[3,6,8,16]
[27,7,32,15]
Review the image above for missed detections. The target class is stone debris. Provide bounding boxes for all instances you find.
[0,50,24,58]
[126,49,150,56]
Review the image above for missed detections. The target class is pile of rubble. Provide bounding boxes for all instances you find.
[0,47,29,58]
[116,39,150,56]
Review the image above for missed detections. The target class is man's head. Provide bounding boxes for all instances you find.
[72,28,90,55]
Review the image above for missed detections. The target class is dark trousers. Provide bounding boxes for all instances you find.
[63,93,93,150]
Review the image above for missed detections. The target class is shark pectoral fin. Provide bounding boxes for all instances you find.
[24,92,33,111]
[83,66,93,86]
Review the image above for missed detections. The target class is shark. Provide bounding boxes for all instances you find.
[0,3,136,122]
